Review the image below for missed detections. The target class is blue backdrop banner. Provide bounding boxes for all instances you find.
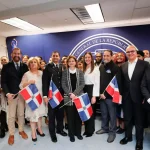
[6,24,150,62]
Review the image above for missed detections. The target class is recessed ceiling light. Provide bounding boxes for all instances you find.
[1,17,42,31]
[85,4,104,23]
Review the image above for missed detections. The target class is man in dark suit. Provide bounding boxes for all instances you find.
[120,45,149,150]
[42,51,67,143]
[1,48,28,145]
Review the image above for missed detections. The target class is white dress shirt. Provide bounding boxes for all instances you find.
[84,67,100,97]
[128,58,138,80]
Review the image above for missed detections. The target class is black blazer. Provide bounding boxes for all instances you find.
[121,59,149,104]
[1,61,28,95]
[42,62,64,97]
[141,65,150,111]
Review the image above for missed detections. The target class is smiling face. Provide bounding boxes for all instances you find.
[126,46,137,62]
[40,61,46,70]
[28,58,39,71]
[103,51,112,63]
[78,61,83,70]
[51,52,60,64]
[84,53,92,65]
[1,56,8,65]
[67,57,77,68]
[11,48,22,62]
[116,52,125,63]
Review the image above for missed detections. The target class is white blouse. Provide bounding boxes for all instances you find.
[84,66,100,97]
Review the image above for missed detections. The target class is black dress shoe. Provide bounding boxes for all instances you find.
[70,136,75,142]
[77,135,83,140]
[36,129,45,137]
[56,130,67,136]
[136,141,143,150]
[120,137,132,145]
[32,137,37,142]
[0,129,5,138]
[51,136,57,143]
[86,134,93,137]
[83,132,87,136]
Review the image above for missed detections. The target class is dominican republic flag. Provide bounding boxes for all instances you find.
[19,84,42,111]
[48,80,63,108]
[73,93,93,122]
[106,76,122,104]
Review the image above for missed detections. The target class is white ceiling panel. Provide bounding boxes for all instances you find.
[132,7,150,19]
[135,0,150,8]
[101,0,136,21]
[0,0,55,9]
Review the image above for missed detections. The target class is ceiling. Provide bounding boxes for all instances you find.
[0,0,150,37]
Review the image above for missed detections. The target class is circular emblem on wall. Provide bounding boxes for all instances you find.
[69,33,137,59]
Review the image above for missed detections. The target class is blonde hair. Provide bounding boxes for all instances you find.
[27,57,40,70]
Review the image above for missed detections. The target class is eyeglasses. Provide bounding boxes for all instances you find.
[126,50,136,54]
[96,56,101,57]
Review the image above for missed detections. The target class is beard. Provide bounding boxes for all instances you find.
[13,56,20,62]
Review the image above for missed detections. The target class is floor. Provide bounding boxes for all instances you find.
[0,117,150,150]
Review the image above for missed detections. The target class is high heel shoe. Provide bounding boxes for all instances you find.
[32,137,37,142]
[36,129,45,137]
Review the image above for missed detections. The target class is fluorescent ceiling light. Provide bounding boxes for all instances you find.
[85,4,104,23]
[1,17,42,31]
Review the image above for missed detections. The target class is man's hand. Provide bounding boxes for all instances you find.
[91,96,96,104]
[100,94,106,100]
[7,93,15,104]
[44,97,49,105]
[70,93,76,100]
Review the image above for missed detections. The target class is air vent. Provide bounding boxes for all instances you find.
[71,4,104,25]
[70,7,94,24]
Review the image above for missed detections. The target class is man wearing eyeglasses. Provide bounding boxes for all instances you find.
[95,52,102,67]
[119,45,149,150]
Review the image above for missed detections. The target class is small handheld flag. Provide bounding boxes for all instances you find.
[73,93,93,122]
[19,84,42,111]
[106,76,122,104]
[48,80,63,108]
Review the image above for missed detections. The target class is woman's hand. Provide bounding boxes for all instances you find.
[91,96,96,104]
[69,93,76,100]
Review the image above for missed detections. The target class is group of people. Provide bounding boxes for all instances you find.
[0,47,150,150]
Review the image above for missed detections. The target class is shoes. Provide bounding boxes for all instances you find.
[0,129,5,138]
[96,129,109,134]
[83,132,87,136]
[70,136,75,142]
[32,137,37,142]
[65,123,68,130]
[56,130,67,136]
[107,134,116,143]
[19,131,28,139]
[135,141,143,150]
[86,134,93,137]
[120,137,132,145]
[116,128,125,134]
[51,136,57,143]
[77,135,83,140]
[36,129,45,137]
[8,135,14,145]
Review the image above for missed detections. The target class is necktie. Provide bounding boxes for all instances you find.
[16,63,20,71]
[55,64,59,71]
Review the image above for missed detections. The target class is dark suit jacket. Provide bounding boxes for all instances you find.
[141,65,150,111]
[121,59,149,104]
[42,62,64,97]
[1,61,28,95]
